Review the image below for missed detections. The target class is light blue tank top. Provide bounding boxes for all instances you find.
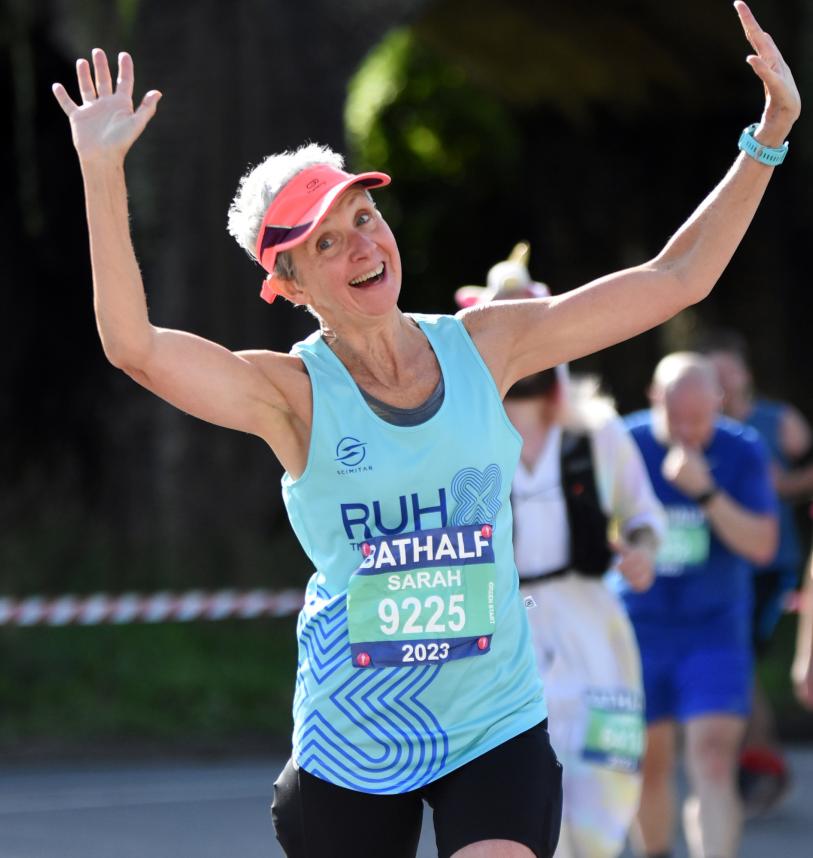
[282,313,546,794]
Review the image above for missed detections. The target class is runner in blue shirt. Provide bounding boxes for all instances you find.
[701,329,813,815]
[620,353,778,858]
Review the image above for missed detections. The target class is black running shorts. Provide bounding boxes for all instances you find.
[271,719,563,858]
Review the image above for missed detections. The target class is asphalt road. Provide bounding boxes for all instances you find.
[1,748,811,857]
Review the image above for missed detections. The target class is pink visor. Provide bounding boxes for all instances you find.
[254,163,391,303]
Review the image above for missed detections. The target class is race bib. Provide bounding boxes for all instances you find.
[346,524,497,669]
[581,688,644,773]
[656,506,710,575]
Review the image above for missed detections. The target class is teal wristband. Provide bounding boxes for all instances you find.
[738,122,788,166]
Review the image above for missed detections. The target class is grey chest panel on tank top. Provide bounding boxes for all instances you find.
[358,376,445,426]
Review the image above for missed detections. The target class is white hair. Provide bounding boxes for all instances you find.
[227,142,345,275]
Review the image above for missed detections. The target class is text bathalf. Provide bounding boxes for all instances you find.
[358,525,495,574]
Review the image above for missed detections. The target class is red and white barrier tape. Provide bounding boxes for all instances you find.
[2,586,803,627]
[0,589,305,626]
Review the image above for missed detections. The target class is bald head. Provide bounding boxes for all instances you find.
[651,352,721,396]
[649,352,722,448]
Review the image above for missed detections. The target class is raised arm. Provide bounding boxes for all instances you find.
[52,51,310,475]
[464,2,801,394]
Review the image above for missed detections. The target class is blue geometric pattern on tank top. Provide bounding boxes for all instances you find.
[298,663,447,793]
[294,585,448,792]
[449,464,502,526]
[293,586,348,727]
[297,587,347,683]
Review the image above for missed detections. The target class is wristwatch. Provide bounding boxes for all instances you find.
[695,486,719,507]
[738,123,789,166]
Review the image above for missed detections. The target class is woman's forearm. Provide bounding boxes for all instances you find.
[82,158,154,369]
[652,126,789,303]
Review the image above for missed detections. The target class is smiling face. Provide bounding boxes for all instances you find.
[275,187,402,326]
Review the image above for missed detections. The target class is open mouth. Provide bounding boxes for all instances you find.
[349,262,386,288]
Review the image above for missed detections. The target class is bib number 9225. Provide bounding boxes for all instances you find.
[377,594,466,636]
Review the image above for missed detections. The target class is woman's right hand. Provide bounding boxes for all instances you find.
[52,49,161,165]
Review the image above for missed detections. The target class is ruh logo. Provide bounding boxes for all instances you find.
[449,464,502,526]
[335,436,367,467]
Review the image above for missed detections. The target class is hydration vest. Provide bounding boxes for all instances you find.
[519,429,612,582]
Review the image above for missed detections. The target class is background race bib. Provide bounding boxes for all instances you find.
[581,688,644,773]
[347,524,497,669]
[656,506,710,575]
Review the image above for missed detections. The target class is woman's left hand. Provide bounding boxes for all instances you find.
[735,1,801,140]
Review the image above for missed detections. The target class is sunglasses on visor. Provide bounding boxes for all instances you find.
[258,222,313,259]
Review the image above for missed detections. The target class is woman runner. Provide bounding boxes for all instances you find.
[52,4,799,856]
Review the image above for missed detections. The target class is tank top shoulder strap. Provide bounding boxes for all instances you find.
[410,313,504,408]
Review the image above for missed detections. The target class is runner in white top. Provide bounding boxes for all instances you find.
[459,251,665,858]
[511,372,665,858]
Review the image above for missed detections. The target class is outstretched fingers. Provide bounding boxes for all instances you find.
[133,90,163,131]
[75,58,97,103]
[92,48,113,96]
[736,2,783,67]
[736,3,766,52]
[52,49,160,157]
[735,1,800,120]
[746,53,779,82]
[52,49,112,114]
[116,52,135,100]
[51,82,78,116]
